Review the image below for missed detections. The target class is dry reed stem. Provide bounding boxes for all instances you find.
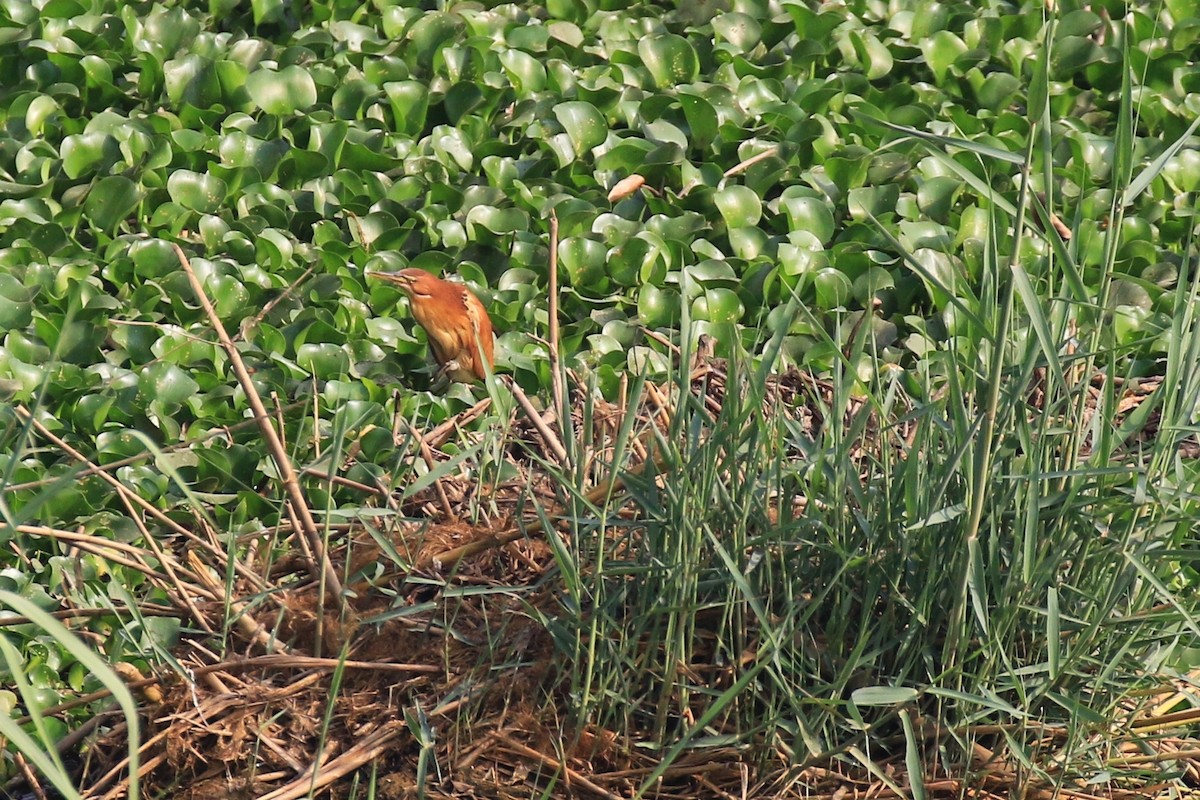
[13,752,47,800]
[13,406,222,627]
[3,403,306,494]
[402,418,457,521]
[255,722,404,800]
[548,208,569,464]
[722,144,781,180]
[241,265,314,339]
[171,242,345,607]
[508,378,568,463]
[426,397,492,448]
[184,551,285,655]
[496,734,626,800]
[420,526,526,571]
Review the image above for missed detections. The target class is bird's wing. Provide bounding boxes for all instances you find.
[462,291,493,379]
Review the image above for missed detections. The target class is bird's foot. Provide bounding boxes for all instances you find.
[430,359,462,392]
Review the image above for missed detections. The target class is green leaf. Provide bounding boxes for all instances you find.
[404,11,464,73]
[245,66,318,116]
[691,287,744,324]
[297,343,351,376]
[714,185,762,228]
[558,236,608,289]
[0,274,34,329]
[712,13,762,53]
[851,686,920,706]
[814,268,852,308]
[60,132,121,180]
[167,170,227,214]
[779,192,835,243]
[553,101,608,156]
[637,284,680,328]
[921,30,966,83]
[638,34,699,89]
[83,176,141,233]
[499,49,546,97]
[139,362,199,408]
[164,55,220,108]
[384,81,429,136]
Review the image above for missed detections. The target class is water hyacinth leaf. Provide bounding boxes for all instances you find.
[164,55,220,107]
[465,206,529,237]
[553,101,608,156]
[638,34,699,89]
[814,268,852,308]
[1,199,54,225]
[297,343,351,376]
[850,31,893,80]
[848,185,900,220]
[404,11,464,73]
[677,92,718,150]
[129,239,180,279]
[917,176,963,222]
[167,170,227,214]
[715,185,762,228]
[974,72,1020,110]
[0,275,34,328]
[384,81,429,135]
[209,274,250,319]
[60,132,121,180]
[713,13,762,53]
[138,362,199,408]
[251,0,286,25]
[692,287,744,325]
[246,66,318,115]
[559,236,608,287]
[83,176,141,232]
[637,284,680,328]
[499,49,546,96]
[922,30,966,83]
[780,193,835,243]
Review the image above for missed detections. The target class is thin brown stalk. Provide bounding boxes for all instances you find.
[14,408,218,628]
[0,603,180,627]
[12,405,267,594]
[255,722,403,800]
[12,752,47,800]
[497,735,626,800]
[15,525,183,585]
[2,403,305,494]
[189,654,442,675]
[240,265,314,338]
[420,526,525,570]
[171,242,344,607]
[548,208,568,459]
[722,144,781,180]
[401,419,457,521]
[184,550,287,655]
[299,466,388,497]
[583,452,670,507]
[508,378,568,463]
[426,397,492,448]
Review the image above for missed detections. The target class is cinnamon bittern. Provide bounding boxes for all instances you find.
[368,268,495,382]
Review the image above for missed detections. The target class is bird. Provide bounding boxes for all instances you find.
[367,268,495,383]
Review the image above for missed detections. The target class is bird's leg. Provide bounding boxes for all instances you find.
[430,358,462,392]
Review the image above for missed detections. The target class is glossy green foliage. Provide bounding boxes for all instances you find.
[0,0,1198,777]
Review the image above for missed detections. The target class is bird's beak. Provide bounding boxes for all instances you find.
[366,271,412,289]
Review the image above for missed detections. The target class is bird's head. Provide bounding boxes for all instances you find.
[367,268,437,299]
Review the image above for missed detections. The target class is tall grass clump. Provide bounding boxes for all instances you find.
[537,47,1200,792]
